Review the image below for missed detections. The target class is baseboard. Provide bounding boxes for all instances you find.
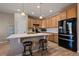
[0,41,8,44]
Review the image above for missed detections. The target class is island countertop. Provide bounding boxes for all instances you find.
[7,33,51,39]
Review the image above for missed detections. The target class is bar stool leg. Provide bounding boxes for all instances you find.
[23,46,26,56]
[29,46,33,56]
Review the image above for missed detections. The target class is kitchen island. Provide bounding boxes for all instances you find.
[7,33,51,56]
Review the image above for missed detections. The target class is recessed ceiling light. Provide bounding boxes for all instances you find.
[37,5,40,8]
[17,9,21,11]
[49,10,53,12]
[32,12,34,15]
[39,16,43,19]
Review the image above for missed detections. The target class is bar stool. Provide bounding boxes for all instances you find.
[39,39,48,51]
[22,41,33,56]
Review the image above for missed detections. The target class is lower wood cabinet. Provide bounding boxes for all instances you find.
[53,33,58,43]
[48,33,58,43]
[48,33,54,42]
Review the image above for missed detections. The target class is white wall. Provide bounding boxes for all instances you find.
[14,13,28,34]
[77,4,79,52]
[0,12,14,42]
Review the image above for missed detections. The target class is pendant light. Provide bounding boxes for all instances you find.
[21,3,26,16]
[39,3,43,19]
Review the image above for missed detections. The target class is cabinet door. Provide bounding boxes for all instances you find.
[33,19,37,24]
[48,34,54,42]
[59,11,67,20]
[28,18,33,28]
[36,20,42,27]
[28,18,31,28]
[51,16,56,28]
[46,17,52,28]
[53,34,58,43]
[67,5,77,18]
[41,19,47,28]
[39,20,42,27]
[55,15,60,27]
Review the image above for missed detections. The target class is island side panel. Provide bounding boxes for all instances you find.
[8,38,23,56]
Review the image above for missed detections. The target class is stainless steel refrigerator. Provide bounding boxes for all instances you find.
[58,18,77,52]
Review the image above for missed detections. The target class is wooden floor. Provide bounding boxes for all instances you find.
[0,42,9,56]
[0,41,79,56]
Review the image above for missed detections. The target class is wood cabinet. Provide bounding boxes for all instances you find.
[46,17,53,28]
[28,4,77,28]
[34,19,42,27]
[42,16,57,28]
[28,18,34,28]
[67,5,77,18]
[42,16,58,28]
[55,15,60,27]
[48,33,58,43]
[28,17,42,28]
[41,6,69,28]
[51,16,56,28]
[41,14,62,28]
[41,19,47,28]
[28,17,34,28]
[53,33,58,43]
[38,20,42,27]
[59,11,67,20]
[28,18,31,28]
[48,34,54,42]
[51,15,60,28]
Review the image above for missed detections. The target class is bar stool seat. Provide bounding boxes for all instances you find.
[22,41,33,56]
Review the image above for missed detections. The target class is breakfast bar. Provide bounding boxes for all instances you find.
[7,33,51,56]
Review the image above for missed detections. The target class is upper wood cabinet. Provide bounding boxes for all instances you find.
[28,17,42,28]
[28,4,77,28]
[41,15,60,28]
[41,19,47,28]
[66,5,77,18]
[59,11,67,20]
[55,15,60,27]
[35,19,42,27]
[51,16,57,28]
[46,17,52,28]
[28,18,31,28]
[28,18,34,28]
[42,17,57,28]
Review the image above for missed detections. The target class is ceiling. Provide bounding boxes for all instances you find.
[0,3,74,18]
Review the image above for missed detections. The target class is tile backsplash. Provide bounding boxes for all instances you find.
[46,28,58,33]
[28,28,58,33]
